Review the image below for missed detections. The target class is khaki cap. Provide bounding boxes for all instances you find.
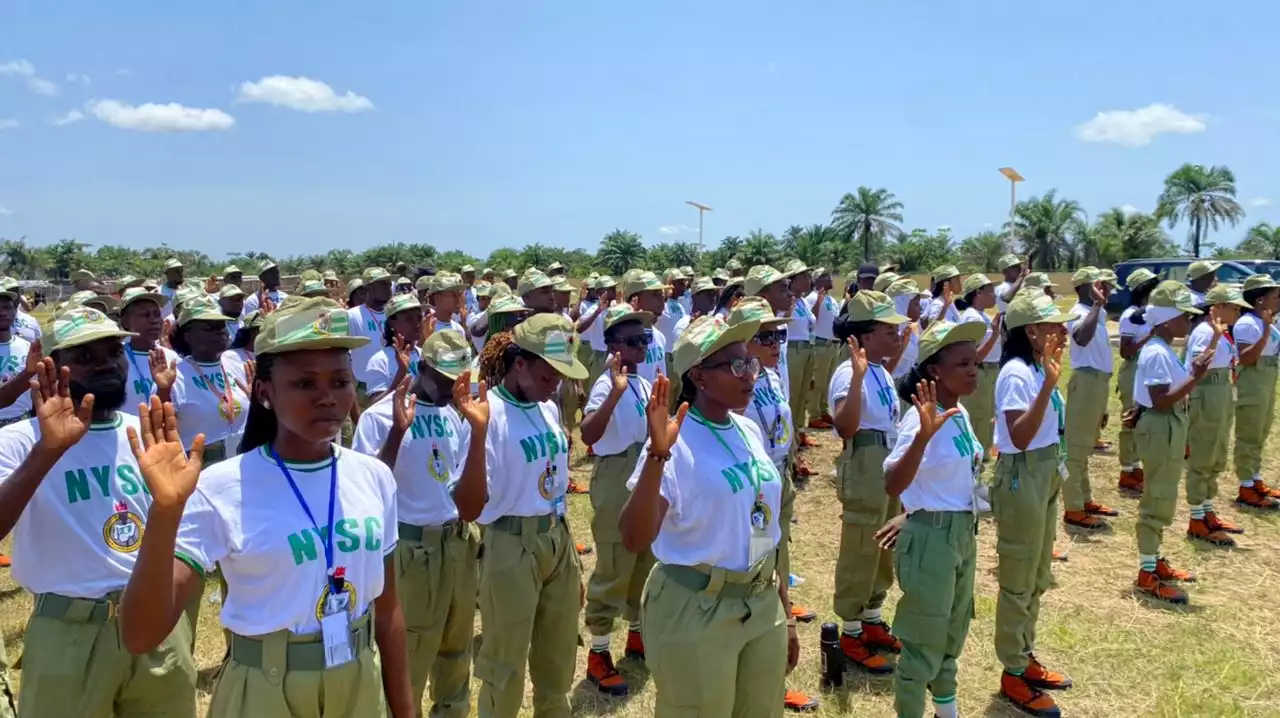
[962,274,993,295]
[1243,274,1279,293]
[1004,293,1076,329]
[512,313,587,380]
[744,265,786,296]
[780,259,810,279]
[726,258,743,271]
[44,306,137,352]
[886,278,922,297]
[254,297,370,355]
[177,296,235,326]
[421,329,471,380]
[1148,280,1201,314]
[164,258,183,271]
[931,265,961,283]
[256,259,277,275]
[873,272,901,292]
[844,290,909,324]
[997,253,1022,270]
[71,269,95,282]
[691,277,717,294]
[385,293,422,318]
[671,315,759,377]
[1125,268,1159,290]
[488,294,530,315]
[1204,283,1251,308]
[218,284,246,299]
[1023,272,1056,289]
[120,288,168,310]
[517,270,554,297]
[362,267,392,283]
[1187,260,1221,281]
[603,304,654,330]
[298,280,328,297]
[222,265,243,278]
[728,296,788,328]
[1070,266,1102,287]
[917,320,988,365]
[429,273,465,294]
[621,270,668,299]
[118,275,144,290]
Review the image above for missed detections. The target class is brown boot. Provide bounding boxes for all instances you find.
[1000,672,1062,717]
[1155,557,1195,583]
[1119,469,1144,494]
[859,620,902,654]
[1064,510,1107,530]
[1024,655,1073,690]
[1084,500,1119,517]
[586,651,630,696]
[624,629,645,660]
[1236,484,1280,510]
[1136,570,1188,604]
[839,633,893,674]
[1254,479,1280,499]
[1187,518,1235,547]
[783,689,820,712]
[1205,510,1245,535]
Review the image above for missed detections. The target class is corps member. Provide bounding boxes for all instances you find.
[1232,274,1280,508]
[887,279,923,380]
[159,258,185,317]
[169,296,249,463]
[580,276,616,386]
[240,260,289,318]
[994,254,1029,313]
[619,315,798,718]
[425,274,466,333]
[517,270,556,315]
[349,268,395,402]
[353,329,486,717]
[218,285,247,335]
[0,282,36,428]
[461,265,480,314]
[3,277,42,344]
[782,261,818,435]
[955,274,1002,455]
[118,297,414,717]
[924,265,961,327]
[883,320,985,718]
[620,271,669,384]
[1061,268,1120,530]
[345,278,368,310]
[1130,282,1214,604]
[806,268,840,430]
[469,314,586,717]
[827,291,908,674]
[991,293,1073,716]
[1117,268,1160,493]
[579,305,657,697]
[657,269,688,375]
[225,310,264,376]
[0,307,197,716]
[118,287,180,418]
[365,294,424,402]
[1186,260,1220,305]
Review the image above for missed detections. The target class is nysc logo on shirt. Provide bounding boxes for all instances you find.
[103,501,144,553]
[720,458,779,494]
[288,518,384,567]
[409,413,457,441]
[66,464,150,505]
[0,354,22,382]
[519,429,567,464]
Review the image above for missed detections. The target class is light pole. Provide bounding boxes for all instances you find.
[998,167,1024,256]
[686,201,713,246]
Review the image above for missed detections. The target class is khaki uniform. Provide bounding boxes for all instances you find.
[990,446,1059,672]
[584,446,655,638]
[475,517,582,718]
[810,339,841,419]
[892,511,977,718]
[960,363,999,453]
[18,592,197,718]
[1186,368,1233,505]
[1117,357,1140,468]
[776,457,797,583]
[641,554,786,717]
[396,522,480,718]
[1062,367,1112,511]
[1136,408,1189,555]
[786,341,817,429]
[833,433,899,620]
[209,613,385,718]
[1233,357,1279,482]
[0,635,15,718]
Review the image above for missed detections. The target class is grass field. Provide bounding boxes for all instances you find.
[7,278,1276,717]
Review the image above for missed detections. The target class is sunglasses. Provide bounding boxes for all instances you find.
[615,333,652,349]
[702,356,761,379]
[752,328,788,346]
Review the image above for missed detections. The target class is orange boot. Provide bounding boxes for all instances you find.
[1187,517,1235,547]
[1000,672,1062,717]
[784,689,820,712]
[1119,468,1144,494]
[1205,510,1244,535]
[576,543,593,555]
[790,604,817,623]
[838,633,893,674]
[586,651,630,697]
[1063,510,1107,530]
[567,479,588,494]
[1136,569,1188,604]
[0,554,10,568]
[1024,655,1073,690]
[859,620,902,653]
[1084,500,1119,517]
[1254,478,1280,499]
[624,628,645,660]
[1155,557,1195,583]
[1236,484,1280,509]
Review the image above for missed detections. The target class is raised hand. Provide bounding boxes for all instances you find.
[912,379,962,438]
[846,336,869,379]
[149,348,176,392]
[260,295,277,315]
[126,396,204,509]
[1090,280,1106,305]
[23,338,43,375]
[453,371,489,427]
[204,275,219,294]
[646,372,688,455]
[390,376,416,433]
[1041,333,1064,385]
[606,352,629,395]
[942,281,955,307]
[30,357,92,454]
[159,318,174,349]
[421,312,436,343]
[392,335,412,374]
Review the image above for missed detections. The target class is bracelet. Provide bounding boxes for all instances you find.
[787,619,798,629]
[646,451,672,462]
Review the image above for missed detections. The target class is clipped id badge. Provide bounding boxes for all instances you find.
[748,499,773,564]
[320,571,354,669]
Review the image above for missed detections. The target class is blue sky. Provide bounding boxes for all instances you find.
[0,1,1275,260]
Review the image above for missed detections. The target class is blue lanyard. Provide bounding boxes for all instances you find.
[625,376,649,409]
[752,371,782,449]
[126,346,152,393]
[273,447,342,589]
[868,364,897,423]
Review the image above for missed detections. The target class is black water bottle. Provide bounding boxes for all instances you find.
[819,622,843,692]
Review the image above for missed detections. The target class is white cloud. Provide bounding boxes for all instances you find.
[87,99,235,132]
[1075,103,1206,147]
[1120,204,1139,216]
[50,110,84,126]
[0,119,18,130]
[1248,197,1272,208]
[0,207,11,216]
[65,72,91,85]
[236,75,373,113]
[27,77,57,96]
[0,60,34,77]
[659,224,694,235]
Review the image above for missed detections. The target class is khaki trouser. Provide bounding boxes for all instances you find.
[19,592,197,718]
[1117,357,1140,467]
[776,456,797,583]
[1187,369,1233,505]
[558,379,581,435]
[585,349,608,389]
[475,516,582,718]
[585,445,655,637]
[1062,368,1112,512]
[1234,357,1279,482]
[833,432,898,620]
[0,635,15,718]
[787,341,817,430]
[960,363,998,455]
[892,511,977,718]
[641,554,786,718]
[209,613,385,717]
[809,339,840,419]
[1136,408,1189,555]
[397,521,480,718]
[991,445,1059,672]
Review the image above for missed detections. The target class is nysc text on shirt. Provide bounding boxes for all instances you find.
[477,388,570,524]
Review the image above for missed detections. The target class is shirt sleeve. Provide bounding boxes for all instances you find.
[883,409,922,472]
[959,308,983,326]
[174,487,230,573]
[925,299,943,321]
[996,363,1034,413]
[828,361,852,408]
[1234,316,1263,346]
[0,424,35,485]
[1141,347,1176,387]
[1119,311,1138,338]
[625,438,681,518]
[584,374,610,414]
[365,351,391,394]
[351,405,389,456]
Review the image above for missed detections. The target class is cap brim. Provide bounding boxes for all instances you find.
[781,266,810,279]
[540,353,589,381]
[122,292,168,309]
[57,328,139,352]
[491,305,533,315]
[677,319,761,377]
[919,321,988,363]
[259,336,372,355]
[873,313,910,325]
[606,310,655,329]
[1035,311,1078,325]
[756,316,790,328]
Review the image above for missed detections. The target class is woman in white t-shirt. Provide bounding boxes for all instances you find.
[118,297,415,718]
[955,274,1002,456]
[619,315,797,718]
[923,265,961,328]
[1130,281,1213,605]
[168,296,248,464]
[1231,274,1280,509]
[887,279,923,380]
[988,292,1073,716]
[223,310,263,376]
[883,319,986,718]
[1116,268,1160,491]
[365,294,423,401]
[117,288,180,419]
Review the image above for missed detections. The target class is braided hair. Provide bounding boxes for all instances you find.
[478,330,542,392]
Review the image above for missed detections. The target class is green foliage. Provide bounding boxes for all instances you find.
[1010,190,1083,271]
[830,186,904,261]
[956,231,1009,272]
[1155,163,1244,258]
[597,229,646,276]
[1238,222,1280,260]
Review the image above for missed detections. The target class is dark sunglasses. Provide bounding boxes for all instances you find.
[702,356,761,379]
[752,328,788,346]
[614,333,652,349]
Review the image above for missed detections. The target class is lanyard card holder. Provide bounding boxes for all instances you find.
[321,569,354,669]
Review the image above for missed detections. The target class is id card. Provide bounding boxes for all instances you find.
[320,610,354,669]
[748,501,774,564]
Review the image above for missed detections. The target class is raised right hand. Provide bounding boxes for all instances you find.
[391,376,416,433]
[606,352,629,395]
[126,396,204,509]
[913,379,962,438]
[646,372,688,455]
[30,357,92,454]
[847,336,869,379]
[1041,333,1064,385]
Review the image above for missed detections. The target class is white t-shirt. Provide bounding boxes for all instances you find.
[175,446,397,636]
[1188,288,1206,306]
[788,298,813,342]
[1184,321,1235,371]
[886,405,982,513]
[431,317,465,336]
[738,367,792,466]
[352,394,469,527]
[122,343,180,417]
[1118,306,1154,343]
[478,388,569,524]
[222,347,253,377]
[1066,303,1112,373]
[959,307,1001,364]
[364,345,421,396]
[994,357,1061,454]
[807,292,839,341]
[13,311,41,343]
[580,300,607,352]
[0,336,32,421]
[584,371,650,456]
[347,305,388,387]
[995,282,1014,314]
[926,298,960,324]
[0,413,152,598]
[893,326,919,379]
[1233,313,1280,357]
[625,412,782,571]
[241,289,288,319]
[638,329,668,384]
[777,322,790,401]
[671,314,692,347]
[467,310,488,353]
[1135,337,1190,408]
[656,298,687,352]
[171,358,250,449]
[160,284,179,318]
[464,286,479,314]
[828,361,899,441]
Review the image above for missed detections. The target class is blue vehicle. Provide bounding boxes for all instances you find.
[1233,259,1280,280]
[1105,258,1257,317]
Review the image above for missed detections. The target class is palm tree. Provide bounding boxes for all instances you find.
[790,224,840,270]
[0,238,33,278]
[830,186,905,261]
[740,229,781,267]
[1009,190,1083,270]
[597,230,647,275]
[1155,163,1244,258]
[1240,222,1280,259]
[1096,208,1174,262]
[956,231,1008,272]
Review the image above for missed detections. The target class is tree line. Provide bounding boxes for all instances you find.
[3,162,1278,283]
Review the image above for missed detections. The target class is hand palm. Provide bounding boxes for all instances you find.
[135,442,200,506]
[39,394,90,448]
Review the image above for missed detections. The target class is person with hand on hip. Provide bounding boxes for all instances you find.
[1231,274,1280,509]
[1117,269,1160,494]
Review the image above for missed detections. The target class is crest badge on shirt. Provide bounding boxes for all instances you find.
[103,501,144,553]
[537,459,558,500]
[315,573,358,621]
[428,443,449,483]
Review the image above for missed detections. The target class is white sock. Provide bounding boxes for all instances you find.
[590,635,610,652]
[628,621,641,633]
[933,696,959,718]
[1122,464,1135,472]
[1241,478,1256,488]
[860,607,882,624]
[1203,500,1214,515]
[1140,554,1157,573]
[842,620,862,637]
[1190,503,1206,519]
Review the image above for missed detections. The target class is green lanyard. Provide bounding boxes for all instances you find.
[495,385,563,450]
[688,407,763,500]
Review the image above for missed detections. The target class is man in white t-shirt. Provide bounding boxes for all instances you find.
[1117,267,1160,492]
[781,260,821,435]
[656,269,688,364]
[806,268,841,427]
[1186,260,1220,306]
[578,276,614,386]
[426,273,467,335]
[0,284,36,429]
[461,264,480,314]
[1061,267,1119,531]
[0,307,196,716]
[993,253,1028,315]
[158,257,185,318]
[348,267,394,403]
[620,271,669,384]
[239,260,290,319]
